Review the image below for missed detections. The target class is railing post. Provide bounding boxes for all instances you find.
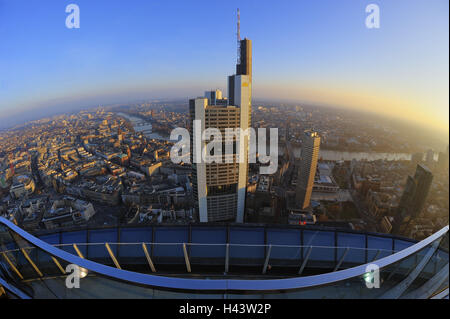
[365,234,368,264]
[105,243,121,270]
[183,243,191,273]
[298,246,312,275]
[371,249,381,262]
[142,243,156,272]
[21,248,43,277]
[262,245,272,274]
[334,247,349,272]
[225,243,230,273]
[51,256,66,274]
[1,252,24,280]
[73,244,85,259]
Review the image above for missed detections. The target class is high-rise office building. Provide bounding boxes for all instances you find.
[295,131,321,210]
[189,36,252,223]
[228,38,252,106]
[392,164,433,234]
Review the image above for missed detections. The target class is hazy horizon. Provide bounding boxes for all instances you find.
[1,91,448,147]
[1,0,448,136]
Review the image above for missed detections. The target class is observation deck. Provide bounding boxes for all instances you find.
[0,217,448,299]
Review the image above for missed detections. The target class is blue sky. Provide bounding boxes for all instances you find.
[0,0,448,133]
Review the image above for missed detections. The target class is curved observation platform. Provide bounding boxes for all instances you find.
[0,217,448,299]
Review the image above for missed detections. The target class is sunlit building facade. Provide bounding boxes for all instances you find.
[296,131,321,209]
[190,39,252,222]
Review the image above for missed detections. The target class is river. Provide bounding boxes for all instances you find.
[117,112,420,162]
[280,146,412,162]
[117,112,170,141]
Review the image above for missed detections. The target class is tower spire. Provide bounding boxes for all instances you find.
[237,8,241,65]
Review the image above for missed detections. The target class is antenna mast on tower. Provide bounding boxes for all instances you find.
[237,8,241,65]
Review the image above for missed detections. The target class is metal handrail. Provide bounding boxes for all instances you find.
[0,242,396,254]
[0,276,31,299]
[0,216,448,292]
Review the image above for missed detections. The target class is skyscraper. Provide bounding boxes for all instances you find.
[189,33,252,223]
[295,131,321,210]
[228,38,252,106]
[392,164,433,234]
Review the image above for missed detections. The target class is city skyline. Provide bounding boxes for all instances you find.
[1,0,448,136]
[0,1,449,302]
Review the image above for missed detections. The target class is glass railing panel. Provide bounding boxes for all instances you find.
[88,229,118,247]
[396,247,427,277]
[107,243,149,272]
[82,243,109,265]
[421,250,440,280]
[38,233,60,246]
[12,245,53,280]
[399,234,449,298]
[189,243,226,265]
[191,227,227,245]
[119,227,152,247]
[24,275,226,299]
[117,242,147,263]
[13,246,44,280]
[1,249,28,280]
[367,235,393,261]
[394,239,415,252]
[370,249,392,261]
[153,227,189,249]
[2,245,71,282]
[229,227,265,247]
[120,218,149,258]
[269,245,302,267]
[376,241,437,294]
[365,248,393,263]
[229,272,391,299]
[337,247,365,265]
[252,241,445,299]
[339,248,373,269]
[303,230,335,249]
[0,224,18,253]
[61,230,88,246]
[304,246,335,268]
[189,227,227,266]
[266,229,302,247]
[336,233,366,263]
[59,230,88,257]
[105,243,130,269]
[152,243,185,264]
[87,242,112,260]
[229,244,265,266]
[33,247,68,278]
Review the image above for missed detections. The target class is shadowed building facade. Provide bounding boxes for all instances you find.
[393,164,433,234]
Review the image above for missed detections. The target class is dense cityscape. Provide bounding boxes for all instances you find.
[0,2,448,302]
[1,98,447,241]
